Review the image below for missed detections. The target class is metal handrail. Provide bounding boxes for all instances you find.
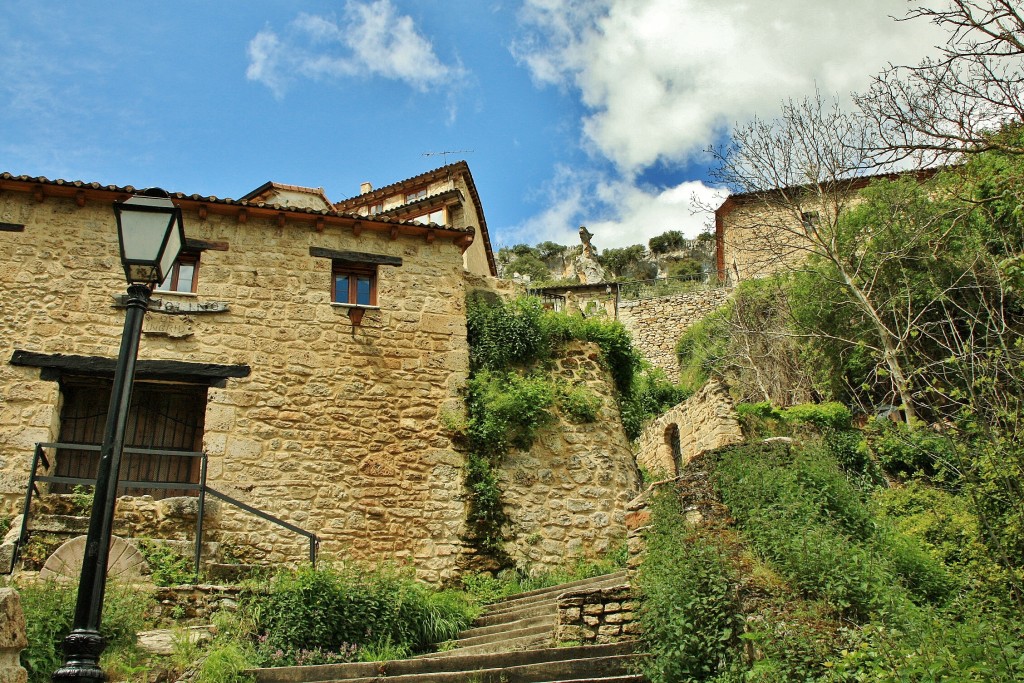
[14,441,320,576]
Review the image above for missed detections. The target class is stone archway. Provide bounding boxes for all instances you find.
[39,535,149,582]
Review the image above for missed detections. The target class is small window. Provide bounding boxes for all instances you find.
[369,202,384,215]
[411,207,445,226]
[333,264,376,306]
[405,188,427,203]
[157,252,199,293]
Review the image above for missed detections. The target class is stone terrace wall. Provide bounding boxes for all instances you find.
[499,342,641,572]
[0,190,471,583]
[556,584,639,645]
[617,289,731,378]
[635,380,742,477]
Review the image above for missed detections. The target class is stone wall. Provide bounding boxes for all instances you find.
[0,588,27,683]
[499,343,641,572]
[150,584,243,624]
[635,380,743,478]
[617,289,731,378]
[555,583,639,644]
[0,188,472,583]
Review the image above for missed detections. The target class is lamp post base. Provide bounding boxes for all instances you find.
[52,629,107,682]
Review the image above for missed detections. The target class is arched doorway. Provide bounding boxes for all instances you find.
[665,423,683,475]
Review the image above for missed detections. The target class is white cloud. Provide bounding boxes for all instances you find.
[246,1,462,98]
[587,179,725,248]
[504,166,725,251]
[514,0,944,173]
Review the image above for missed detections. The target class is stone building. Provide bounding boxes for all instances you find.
[0,164,495,582]
[714,170,938,284]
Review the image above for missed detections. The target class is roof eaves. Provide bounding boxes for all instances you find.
[0,172,475,239]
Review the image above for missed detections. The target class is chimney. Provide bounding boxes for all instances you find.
[360,182,373,195]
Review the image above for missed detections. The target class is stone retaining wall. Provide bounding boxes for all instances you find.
[499,342,641,572]
[555,584,639,644]
[634,380,742,478]
[150,584,243,624]
[617,289,731,378]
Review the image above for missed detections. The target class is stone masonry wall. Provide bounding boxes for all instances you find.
[0,588,27,683]
[635,380,743,477]
[556,584,638,645]
[617,289,731,378]
[499,342,641,572]
[0,190,471,583]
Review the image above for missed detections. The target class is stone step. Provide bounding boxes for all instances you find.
[250,643,634,679]
[482,572,629,616]
[419,629,553,658]
[472,602,558,629]
[452,620,554,649]
[458,613,554,640]
[328,653,640,683]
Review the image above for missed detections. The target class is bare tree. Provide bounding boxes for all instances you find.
[858,0,1024,164]
[710,94,939,422]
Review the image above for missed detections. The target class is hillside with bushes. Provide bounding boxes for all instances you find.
[497,229,716,284]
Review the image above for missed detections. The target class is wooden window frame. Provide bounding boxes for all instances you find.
[369,202,384,215]
[156,251,200,294]
[405,188,428,204]
[332,263,377,306]
[411,206,446,226]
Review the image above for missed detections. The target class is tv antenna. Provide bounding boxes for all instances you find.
[422,150,474,165]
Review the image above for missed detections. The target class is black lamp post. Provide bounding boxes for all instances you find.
[54,188,184,683]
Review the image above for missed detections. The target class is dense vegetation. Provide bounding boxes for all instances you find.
[496,229,714,284]
[459,293,686,560]
[678,141,1024,581]
[13,564,478,683]
[637,432,1024,682]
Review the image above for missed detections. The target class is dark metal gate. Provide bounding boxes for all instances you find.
[55,380,206,498]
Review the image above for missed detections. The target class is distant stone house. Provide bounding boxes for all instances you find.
[714,170,938,284]
[0,163,496,582]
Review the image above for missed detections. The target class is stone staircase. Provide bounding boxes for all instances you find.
[251,570,646,683]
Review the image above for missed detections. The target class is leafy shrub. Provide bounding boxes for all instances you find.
[620,368,690,440]
[782,402,852,431]
[865,420,958,480]
[874,480,1016,597]
[649,230,686,254]
[598,244,651,279]
[138,540,195,586]
[467,371,555,455]
[734,401,785,438]
[245,565,473,666]
[504,252,551,282]
[636,487,742,682]
[466,293,549,372]
[17,580,149,683]
[714,443,951,620]
[558,385,601,423]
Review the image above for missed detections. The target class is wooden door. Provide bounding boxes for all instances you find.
[55,380,206,498]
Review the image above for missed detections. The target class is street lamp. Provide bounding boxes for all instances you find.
[54,188,184,682]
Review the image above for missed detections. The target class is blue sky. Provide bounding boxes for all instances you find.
[0,1,942,251]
